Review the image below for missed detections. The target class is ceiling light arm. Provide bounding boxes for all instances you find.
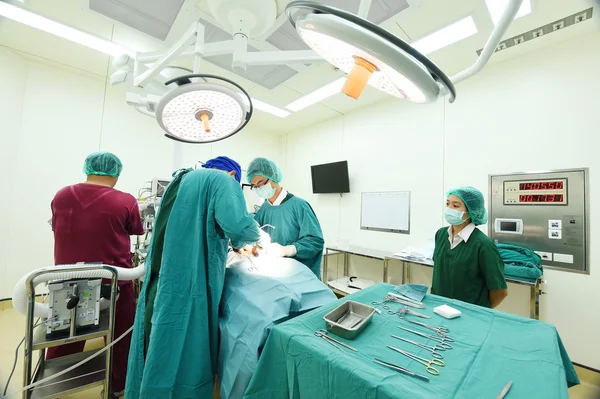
[357,0,372,19]
[286,1,456,102]
[134,23,199,87]
[162,74,254,144]
[449,0,523,85]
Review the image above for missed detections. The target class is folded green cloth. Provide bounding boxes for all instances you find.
[497,244,543,280]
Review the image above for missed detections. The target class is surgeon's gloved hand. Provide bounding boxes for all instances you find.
[237,245,258,257]
[267,243,297,257]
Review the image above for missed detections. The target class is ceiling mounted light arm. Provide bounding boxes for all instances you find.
[449,0,523,86]
[285,1,456,103]
[159,74,253,144]
[357,0,373,19]
[134,22,200,87]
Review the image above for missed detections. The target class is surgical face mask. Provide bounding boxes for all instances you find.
[255,183,275,199]
[444,207,469,226]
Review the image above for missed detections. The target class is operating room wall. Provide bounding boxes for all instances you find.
[284,32,600,369]
[0,49,285,300]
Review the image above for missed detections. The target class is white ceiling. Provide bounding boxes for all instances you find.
[0,0,597,135]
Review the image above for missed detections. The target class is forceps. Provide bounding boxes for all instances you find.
[391,334,445,359]
[373,358,430,382]
[387,345,445,375]
[371,299,391,310]
[388,307,430,319]
[314,330,358,352]
[398,326,453,349]
[400,318,452,339]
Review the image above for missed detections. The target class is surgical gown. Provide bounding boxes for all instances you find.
[126,169,261,399]
[255,194,324,278]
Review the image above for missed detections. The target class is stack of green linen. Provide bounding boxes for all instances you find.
[497,244,543,281]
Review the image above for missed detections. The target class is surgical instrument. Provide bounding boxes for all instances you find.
[388,307,430,319]
[399,318,453,340]
[371,299,391,310]
[247,257,260,272]
[386,294,425,309]
[496,381,513,399]
[387,292,425,308]
[398,326,453,349]
[315,330,343,351]
[373,358,430,382]
[391,335,445,359]
[387,345,444,375]
[315,330,358,352]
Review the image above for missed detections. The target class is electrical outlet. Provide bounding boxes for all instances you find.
[496,42,507,52]
[553,21,565,31]
[514,36,525,45]
[532,29,544,38]
[575,13,587,23]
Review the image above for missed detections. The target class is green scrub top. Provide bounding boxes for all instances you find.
[254,193,324,277]
[432,226,507,308]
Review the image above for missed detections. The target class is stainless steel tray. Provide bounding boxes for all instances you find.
[323,300,376,340]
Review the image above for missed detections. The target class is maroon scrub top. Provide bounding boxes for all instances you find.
[51,183,145,276]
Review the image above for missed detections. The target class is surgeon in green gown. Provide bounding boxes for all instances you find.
[126,156,262,399]
[432,186,508,308]
[246,157,325,278]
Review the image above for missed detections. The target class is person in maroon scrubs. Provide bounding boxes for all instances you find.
[47,152,144,398]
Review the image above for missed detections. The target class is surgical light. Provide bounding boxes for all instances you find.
[156,74,253,144]
[286,1,456,103]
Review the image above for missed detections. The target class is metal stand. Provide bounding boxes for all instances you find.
[22,265,118,399]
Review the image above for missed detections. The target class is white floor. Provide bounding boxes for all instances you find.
[1,306,599,399]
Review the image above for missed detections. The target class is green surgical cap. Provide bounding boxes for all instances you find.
[447,186,488,225]
[83,152,123,177]
[247,157,283,183]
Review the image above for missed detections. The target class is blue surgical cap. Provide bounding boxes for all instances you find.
[247,157,283,183]
[83,152,122,177]
[447,186,488,225]
[202,156,242,183]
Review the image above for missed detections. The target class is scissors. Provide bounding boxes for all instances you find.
[371,299,391,310]
[400,318,452,340]
[314,330,358,352]
[247,257,260,272]
[391,334,445,359]
[398,326,453,349]
[387,345,444,375]
[388,307,430,319]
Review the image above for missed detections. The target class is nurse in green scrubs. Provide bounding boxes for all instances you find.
[432,186,508,308]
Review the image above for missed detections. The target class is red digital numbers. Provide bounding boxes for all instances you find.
[519,194,564,203]
[519,181,564,191]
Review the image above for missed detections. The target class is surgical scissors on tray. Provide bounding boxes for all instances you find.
[373,358,430,382]
[314,330,358,352]
[387,345,444,375]
[398,326,453,349]
[391,334,444,359]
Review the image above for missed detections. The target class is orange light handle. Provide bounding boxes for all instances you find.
[342,57,377,100]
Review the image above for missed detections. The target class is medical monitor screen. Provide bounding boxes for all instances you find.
[500,221,518,232]
[311,161,350,194]
[155,180,170,198]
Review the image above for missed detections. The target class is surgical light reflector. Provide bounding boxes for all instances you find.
[286,1,455,104]
[156,75,253,144]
